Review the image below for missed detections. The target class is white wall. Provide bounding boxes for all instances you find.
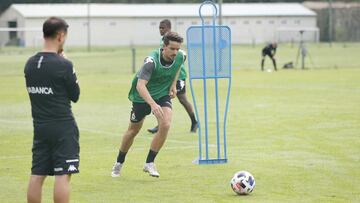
[224,16,317,44]
[25,17,90,47]
[0,10,318,47]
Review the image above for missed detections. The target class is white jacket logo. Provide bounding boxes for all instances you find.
[68,165,77,172]
[27,86,53,95]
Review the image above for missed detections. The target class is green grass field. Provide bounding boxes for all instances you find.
[0,44,359,202]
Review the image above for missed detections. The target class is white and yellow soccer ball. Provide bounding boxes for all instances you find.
[230,171,255,195]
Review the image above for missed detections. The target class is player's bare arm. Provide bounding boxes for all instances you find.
[169,67,181,99]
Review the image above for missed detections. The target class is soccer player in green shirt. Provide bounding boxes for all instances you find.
[148,19,198,134]
[111,32,184,178]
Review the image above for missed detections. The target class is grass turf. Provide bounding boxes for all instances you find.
[0,43,359,202]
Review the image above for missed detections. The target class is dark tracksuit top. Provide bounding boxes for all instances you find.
[24,52,80,124]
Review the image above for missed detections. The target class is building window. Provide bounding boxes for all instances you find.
[269,20,275,24]
[191,21,197,25]
[281,20,287,24]
[109,22,116,26]
[243,20,249,25]
[256,20,262,24]
[230,21,236,25]
[177,21,184,25]
[83,22,88,26]
[294,20,301,25]
[150,22,157,26]
[8,21,17,40]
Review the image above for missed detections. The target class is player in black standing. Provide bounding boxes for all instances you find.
[261,42,277,71]
[25,17,80,203]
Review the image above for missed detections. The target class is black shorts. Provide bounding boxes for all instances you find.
[130,95,172,123]
[32,120,79,176]
[262,50,273,58]
[176,80,186,95]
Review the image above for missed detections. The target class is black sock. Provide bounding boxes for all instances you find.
[272,59,277,70]
[190,114,197,124]
[116,150,127,164]
[146,149,158,163]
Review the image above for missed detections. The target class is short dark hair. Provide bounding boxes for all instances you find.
[159,19,171,29]
[43,17,69,39]
[163,32,183,45]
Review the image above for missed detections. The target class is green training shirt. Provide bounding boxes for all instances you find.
[128,49,184,103]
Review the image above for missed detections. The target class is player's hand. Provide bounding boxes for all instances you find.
[151,103,164,120]
[58,49,67,59]
[169,86,177,99]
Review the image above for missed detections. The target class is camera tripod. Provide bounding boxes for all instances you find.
[295,30,314,69]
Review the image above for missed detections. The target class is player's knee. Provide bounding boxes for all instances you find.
[159,120,171,130]
[27,179,44,203]
[131,128,140,136]
[127,127,141,137]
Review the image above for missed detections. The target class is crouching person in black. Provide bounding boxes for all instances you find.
[261,42,277,71]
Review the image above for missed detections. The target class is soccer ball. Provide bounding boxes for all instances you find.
[230,171,255,195]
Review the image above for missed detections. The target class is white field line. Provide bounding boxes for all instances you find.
[0,119,220,160]
[0,119,30,124]
[0,119,209,146]
[240,84,360,93]
[81,127,203,145]
[0,145,201,160]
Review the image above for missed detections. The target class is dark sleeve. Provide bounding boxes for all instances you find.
[64,61,80,103]
[138,57,155,81]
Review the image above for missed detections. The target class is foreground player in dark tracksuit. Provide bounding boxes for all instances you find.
[261,42,277,71]
[25,17,80,203]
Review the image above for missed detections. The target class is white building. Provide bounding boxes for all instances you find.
[0,3,318,47]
